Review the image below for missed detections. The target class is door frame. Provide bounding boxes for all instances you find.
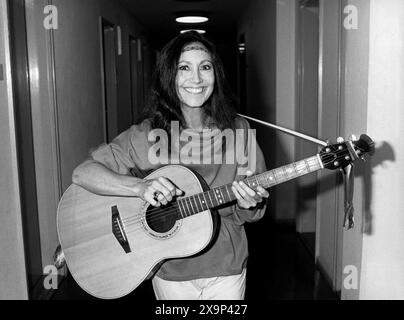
[316,0,346,294]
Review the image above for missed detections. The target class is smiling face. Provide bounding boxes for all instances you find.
[176,42,215,109]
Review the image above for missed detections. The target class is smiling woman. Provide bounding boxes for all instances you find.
[176,42,215,112]
[143,31,237,132]
[71,30,269,300]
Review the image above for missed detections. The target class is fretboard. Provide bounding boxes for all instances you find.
[177,155,323,218]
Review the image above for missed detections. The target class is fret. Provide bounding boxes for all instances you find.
[303,159,312,173]
[206,190,214,208]
[259,174,267,186]
[199,193,208,211]
[214,188,224,206]
[210,189,218,206]
[184,197,192,216]
[292,162,299,178]
[222,185,232,202]
[284,164,296,179]
[194,194,203,213]
[307,156,321,171]
[262,173,270,188]
[255,174,263,188]
[274,168,285,182]
[177,199,184,218]
[179,199,189,217]
[189,196,198,214]
[281,166,288,180]
[267,171,276,185]
[251,175,260,189]
[296,160,309,175]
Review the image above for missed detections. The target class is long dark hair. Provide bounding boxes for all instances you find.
[140,31,237,132]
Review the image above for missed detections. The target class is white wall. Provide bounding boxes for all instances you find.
[340,0,404,300]
[0,0,29,299]
[358,0,404,299]
[340,0,370,300]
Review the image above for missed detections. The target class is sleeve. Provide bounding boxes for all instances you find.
[89,127,138,176]
[230,118,268,226]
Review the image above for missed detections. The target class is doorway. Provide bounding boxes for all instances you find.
[295,0,320,255]
[100,18,118,143]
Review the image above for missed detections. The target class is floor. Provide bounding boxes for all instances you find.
[51,215,338,301]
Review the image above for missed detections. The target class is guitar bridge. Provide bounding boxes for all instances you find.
[111,206,131,253]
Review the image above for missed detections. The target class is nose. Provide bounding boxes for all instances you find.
[191,69,202,84]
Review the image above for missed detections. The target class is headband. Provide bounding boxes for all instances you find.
[181,45,209,53]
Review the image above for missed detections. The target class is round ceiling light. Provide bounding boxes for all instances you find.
[180,29,206,34]
[176,16,209,23]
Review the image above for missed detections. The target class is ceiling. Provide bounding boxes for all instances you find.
[119,0,250,48]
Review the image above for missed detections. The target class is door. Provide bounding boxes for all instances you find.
[296,0,319,253]
[100,19,118,143]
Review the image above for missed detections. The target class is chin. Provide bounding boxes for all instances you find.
[181,99,208,108]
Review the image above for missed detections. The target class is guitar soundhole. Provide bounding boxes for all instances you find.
[145,204,178,233]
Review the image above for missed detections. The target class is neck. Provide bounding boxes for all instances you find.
[181,105,206,130]
[175,155,324,219]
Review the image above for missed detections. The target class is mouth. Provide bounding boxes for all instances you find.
[183,87,206,95]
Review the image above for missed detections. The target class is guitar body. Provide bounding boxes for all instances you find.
[57,165,213,299]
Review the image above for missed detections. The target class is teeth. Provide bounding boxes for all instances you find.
[184,87,204,94]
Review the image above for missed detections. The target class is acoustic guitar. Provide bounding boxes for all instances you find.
[57,135,374,299]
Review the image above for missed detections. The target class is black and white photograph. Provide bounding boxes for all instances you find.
[0,0,402,309]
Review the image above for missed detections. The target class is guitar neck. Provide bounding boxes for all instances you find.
[177,155,324,218]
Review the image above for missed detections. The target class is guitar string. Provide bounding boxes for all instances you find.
[121,152,354,229]
[121,181,235,223]
[121,150,350,226]
[121,150,348,225]
[122,172,276,228]
[121,155,349,233]
[123,183,236,229]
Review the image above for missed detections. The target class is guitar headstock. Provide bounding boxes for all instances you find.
[320,134,375,170]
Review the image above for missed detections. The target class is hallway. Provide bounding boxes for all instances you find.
[51,217,337,300]
[2,0,404,301]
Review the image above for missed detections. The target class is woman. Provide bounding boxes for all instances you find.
[72,31,269,300]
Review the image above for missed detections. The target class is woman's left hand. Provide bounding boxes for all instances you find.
[231,171,270,209]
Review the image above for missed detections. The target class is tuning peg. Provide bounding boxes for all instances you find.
[337,137,345,143]
[349,134,358,142]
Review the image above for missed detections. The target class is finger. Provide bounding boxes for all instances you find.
[156,192,168,205]
[232,185,251,209]
[246,170,253,177]
[152,181,172,202]
[158,177,178,197]
[238,181,256,198]
[232,185,247,206]
[175,188,183,196]
[145,192,160,207]
[257,186,270,198]
[233,182,256,206]
[231,185,242,201]
[233,181,248,198]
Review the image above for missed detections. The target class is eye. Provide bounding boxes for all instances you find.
[201,64,213,71]
[178,65,190,71]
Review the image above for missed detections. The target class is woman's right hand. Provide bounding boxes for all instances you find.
[138,177,183,207]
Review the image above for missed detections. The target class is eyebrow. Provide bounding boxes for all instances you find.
[178,59,213,64]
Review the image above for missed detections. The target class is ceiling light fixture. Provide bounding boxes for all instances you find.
[180,29,206,34]
[176,16,209,23]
